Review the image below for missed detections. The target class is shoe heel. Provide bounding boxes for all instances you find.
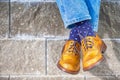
[101,41,107,54]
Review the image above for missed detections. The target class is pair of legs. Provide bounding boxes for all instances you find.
[56,0,101,31]
[56,0,107,74]
[56,0,101,42]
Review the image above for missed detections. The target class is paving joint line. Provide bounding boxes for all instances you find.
[0,37,120,41]
[84,76,86,80]
[1,75,119,77]
[45,38,48,75]
[8,75,10,80]
[8,0,11,38]
[1,0,119,2]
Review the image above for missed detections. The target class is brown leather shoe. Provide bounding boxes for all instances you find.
[57,40,81,74]
[81,34,107,71]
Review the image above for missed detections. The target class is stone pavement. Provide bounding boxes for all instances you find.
[0,0,120,80]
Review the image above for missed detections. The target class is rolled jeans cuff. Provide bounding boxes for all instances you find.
[64,15,91,29]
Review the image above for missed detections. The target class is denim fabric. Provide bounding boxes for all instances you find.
[56,0,101,32]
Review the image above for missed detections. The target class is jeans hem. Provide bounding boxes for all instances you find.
[64,15,91,29]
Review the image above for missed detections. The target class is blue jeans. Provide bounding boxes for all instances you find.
[56,0,101,32]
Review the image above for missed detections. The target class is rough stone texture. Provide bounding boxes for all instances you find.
[47,39,68,75]
[98,1,120,38]
[0,2,9,38]
[0,0,9,2]
[6,76,120,80]
[0,0,120,78]
[11,0,55,2]
[10,76,84,80]
[11,2,69,37]
[0,77,8,80]
[86,76,120,80]
[48,76,84,80]
[10,76,47,80]
[10,2,120,38]
[47,39,120,75]
[0,39,45,74]
[0,76,9,80]
[1,1,120,38]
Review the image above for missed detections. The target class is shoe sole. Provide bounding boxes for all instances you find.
[83,56,105,71]
[101,41,107,54]
[57,61,80,74]
[83,41,107,71]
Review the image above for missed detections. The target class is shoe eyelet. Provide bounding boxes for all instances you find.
[75,53,77,56]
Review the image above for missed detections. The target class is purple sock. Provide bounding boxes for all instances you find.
[69,26,81,42]
[69,20,95,42]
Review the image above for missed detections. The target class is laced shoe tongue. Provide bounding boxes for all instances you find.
[85,37,94,49]
[67,41,80,54]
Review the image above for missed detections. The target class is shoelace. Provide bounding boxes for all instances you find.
[77,29,94,50]
[67,41,80,55]
[84,38,94,50]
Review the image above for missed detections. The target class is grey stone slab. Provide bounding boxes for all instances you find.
[10,76,84,80]
[0,39,45,74]
[47,39,68,75]
[10,76,47,80]
[98,1,120,38]
[0,0,9,2]
[47,39,120,75]
[9,0,120,2]
[10,0,55,2]
[11,2,120,38]
[0,75,9,80]
[0,2,9,38]
[48,76,84,80]
[86,76,120,80]
[101,0,120,2]
[0,77,8,80]
[11,2,69,37]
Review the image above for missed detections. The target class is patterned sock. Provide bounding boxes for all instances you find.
[69,20,95,42]
[69,26,81,42]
